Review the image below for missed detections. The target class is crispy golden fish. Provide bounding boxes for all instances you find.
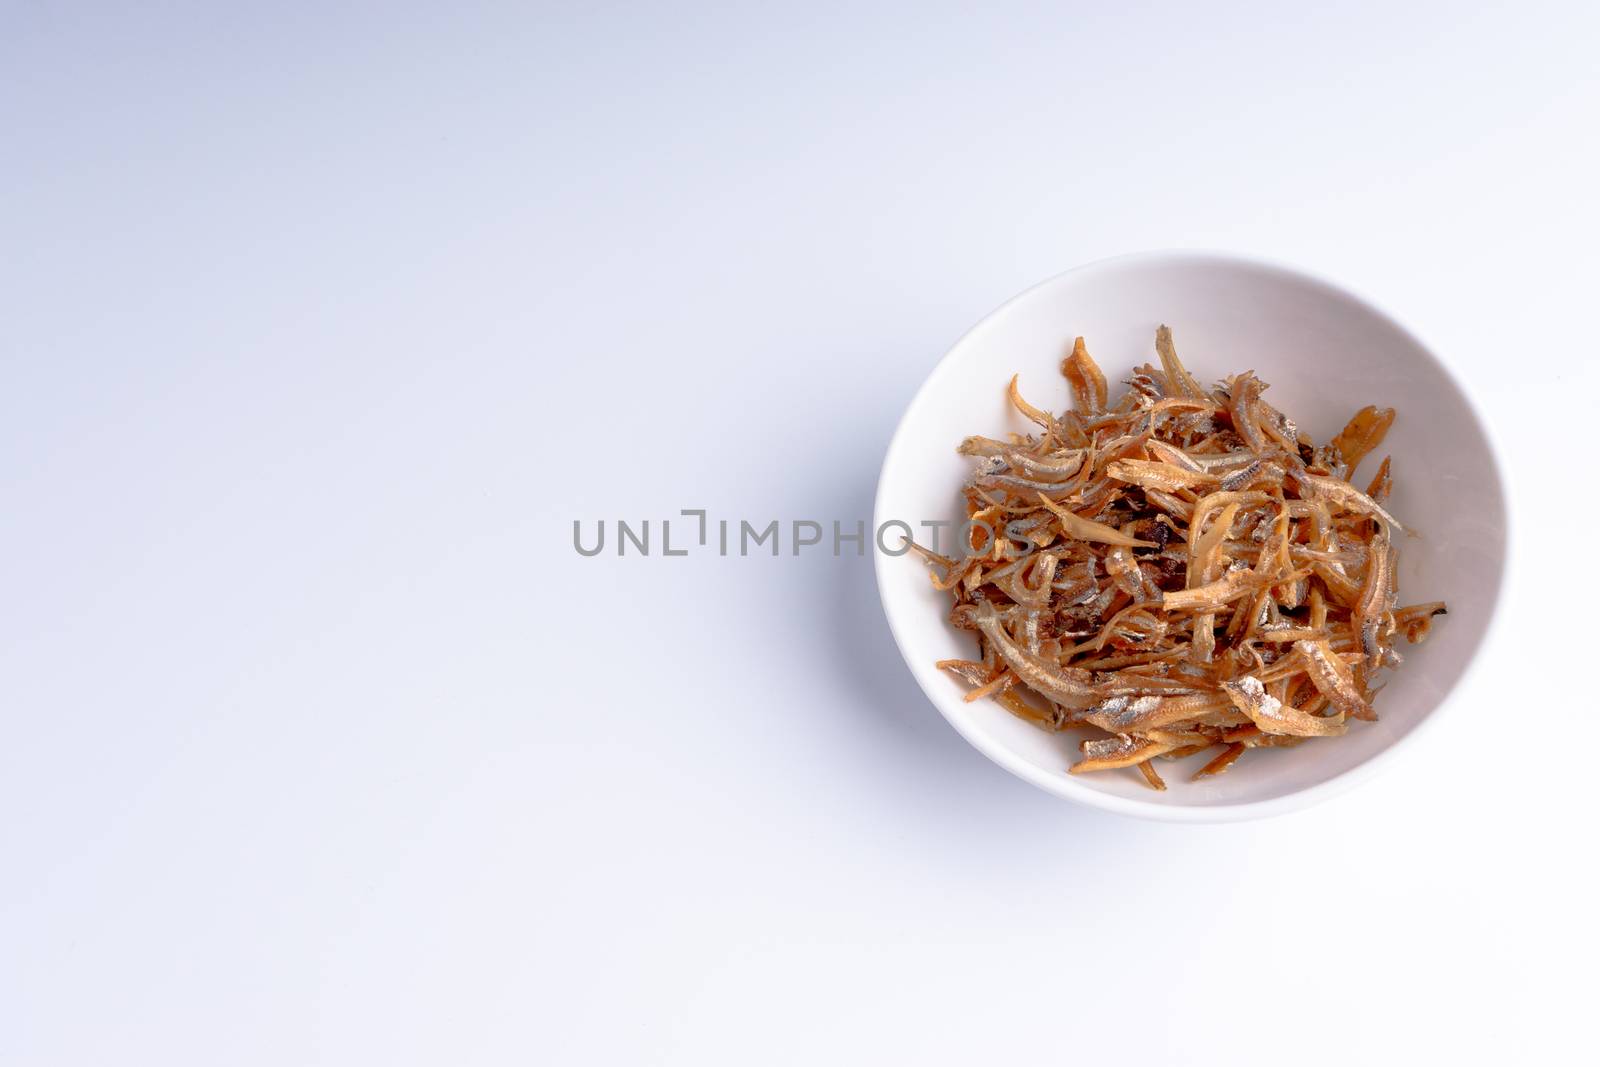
[913,327,1446,788]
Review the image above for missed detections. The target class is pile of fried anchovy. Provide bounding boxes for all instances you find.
[915,327,1446,789]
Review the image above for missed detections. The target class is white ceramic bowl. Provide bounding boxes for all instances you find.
[873,251,1508,821]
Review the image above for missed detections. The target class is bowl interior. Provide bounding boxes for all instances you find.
[874,253,1506,816]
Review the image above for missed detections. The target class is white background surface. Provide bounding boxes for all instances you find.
[2,3,1595,1064]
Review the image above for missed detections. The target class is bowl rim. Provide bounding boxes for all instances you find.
[871,248,1512,822]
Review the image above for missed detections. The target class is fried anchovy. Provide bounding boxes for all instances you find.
[1061,336,1109,415]
[974,605,1102,708]
[1294,638,1375,721]
[1071,733,1177,773]
[1221,675,1347,737]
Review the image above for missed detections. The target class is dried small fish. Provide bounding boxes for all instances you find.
[1330,405,1395,476]
[1106,459,1217,493]
[1008,450,1087,482]
[957,435,1024,458]
[1035,493,1156,548]
[1155,325,1205,399]
[1355,528,1396,666]
[974,605,1103,709]
[1226,372,1271,454]
[1162,567,1306,614]
[1071,733,1177,773]
[915,326,1444,786]
[1082,692,1235,732]
[1219,459,1264,492]
[1061,336,1109,415]
[1221,675,1347,737]
[1007,375,1055,430]
[1300,474,1409,535]
[1295,638,1376,722]
[972,471,1083,498]
[1145,439,1206,473]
